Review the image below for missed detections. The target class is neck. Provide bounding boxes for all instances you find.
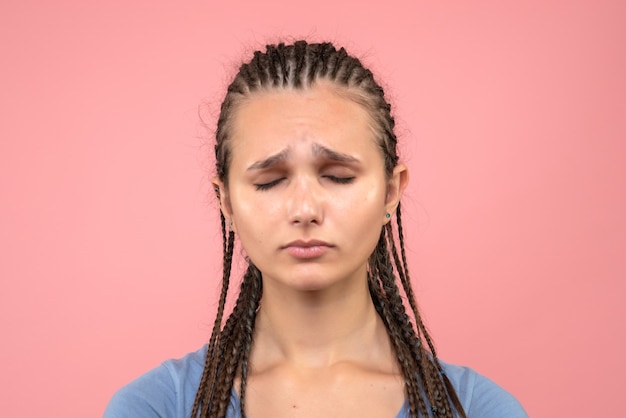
[252,270,390,369]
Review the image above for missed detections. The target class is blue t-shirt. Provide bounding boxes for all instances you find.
[104,345,528,417]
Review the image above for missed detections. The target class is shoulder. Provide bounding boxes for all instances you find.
[439,360,529,418]
[103,345,208,418]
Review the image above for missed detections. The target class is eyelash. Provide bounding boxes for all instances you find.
[254,178,284,191]
[326,175,355,184]
[254,176,355,191]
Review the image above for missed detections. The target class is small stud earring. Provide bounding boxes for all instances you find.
[385,213,391,219]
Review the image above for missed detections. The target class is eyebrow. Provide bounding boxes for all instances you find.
[312,143,359,164]
[246,143,359,171]
[247,148,291,171]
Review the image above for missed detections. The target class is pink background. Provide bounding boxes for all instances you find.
[1,0,624,416]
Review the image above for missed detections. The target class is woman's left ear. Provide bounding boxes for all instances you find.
[385,164,409,220]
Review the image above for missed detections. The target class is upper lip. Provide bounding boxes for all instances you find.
[282,239,333,248]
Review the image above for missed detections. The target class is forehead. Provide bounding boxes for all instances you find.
[228,83,378,160]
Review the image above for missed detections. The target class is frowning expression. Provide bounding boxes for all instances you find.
[215,82,406,293]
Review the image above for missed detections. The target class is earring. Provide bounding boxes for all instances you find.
[385,212,391,219]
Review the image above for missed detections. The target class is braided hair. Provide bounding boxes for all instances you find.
[192,41,467,418]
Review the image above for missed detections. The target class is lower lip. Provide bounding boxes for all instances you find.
[285,245,330,259]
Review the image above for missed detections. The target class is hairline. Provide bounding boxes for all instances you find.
[220,79,390,186]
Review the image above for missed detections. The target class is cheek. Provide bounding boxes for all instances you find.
[232,195,282,221]
[335,181,387,235]
[231,215,266,259]
[344,178,387,213]
[229,191,281,246]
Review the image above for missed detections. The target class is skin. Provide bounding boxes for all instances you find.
[214,82,409,418]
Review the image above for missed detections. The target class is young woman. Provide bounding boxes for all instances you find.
[104,41,528,418]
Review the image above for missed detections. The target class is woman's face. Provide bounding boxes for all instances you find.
[215,83,407,293]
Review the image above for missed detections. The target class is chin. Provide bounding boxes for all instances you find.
[258,263,367,294]
[262,270,341,294]
[284,272,360,295]
[285,276,336,292]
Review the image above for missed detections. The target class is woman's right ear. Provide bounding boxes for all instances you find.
[211,177,233,220]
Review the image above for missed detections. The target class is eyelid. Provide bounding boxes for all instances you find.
[252,161,358,191]
[321,163,358,179]
[254,174,356,190]
[324,175,355,184]
[254,177,284,191]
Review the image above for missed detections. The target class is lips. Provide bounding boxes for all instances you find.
[282,240,333,259]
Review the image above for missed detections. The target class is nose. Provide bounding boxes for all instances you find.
[286,176,324,226]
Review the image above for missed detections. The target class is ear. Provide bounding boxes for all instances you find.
[384,164,409,223]
[211,177,235,231]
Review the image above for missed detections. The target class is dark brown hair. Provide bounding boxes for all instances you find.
[192,41,466,418]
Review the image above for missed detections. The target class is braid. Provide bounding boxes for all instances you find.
[235,264,262,417]
[368,232,431,417]
[390,207,467,417]
[194,262,262,418]
[373,222,464,418]
[382,231,439,416]
[191,216,235,417]
[199,40,466,418]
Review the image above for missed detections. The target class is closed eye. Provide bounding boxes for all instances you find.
[254,178,285,191]
[255,175,354,191]
[325,175,355,184]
